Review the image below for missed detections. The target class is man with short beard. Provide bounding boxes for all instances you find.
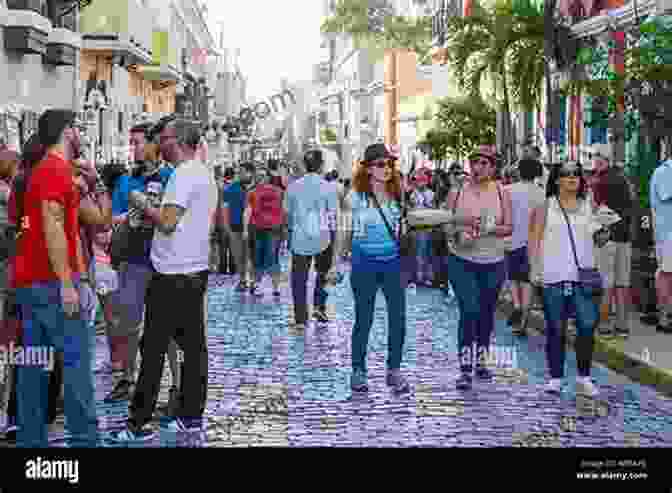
[107,118,217,442]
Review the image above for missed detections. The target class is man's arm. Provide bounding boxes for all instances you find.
[79,191,113,228]
[42,201,73,284]
[139,202,185,235]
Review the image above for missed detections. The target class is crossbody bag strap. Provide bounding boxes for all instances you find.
[556,197,582,270]
[369,192,400,248]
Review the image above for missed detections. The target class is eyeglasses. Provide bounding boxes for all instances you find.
[367,159,394,169]
[558,169,582,178]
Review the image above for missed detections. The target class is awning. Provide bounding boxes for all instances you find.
[136,63,181,82]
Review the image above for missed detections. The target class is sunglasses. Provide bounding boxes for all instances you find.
[559,169,582,178]
[367,159,394,169]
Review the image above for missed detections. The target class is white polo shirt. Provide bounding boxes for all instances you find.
[151,159,218,274]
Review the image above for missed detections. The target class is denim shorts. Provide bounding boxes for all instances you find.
[506,246,530,282]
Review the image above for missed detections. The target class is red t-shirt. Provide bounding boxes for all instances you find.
[13,153,83,286]
[248,184,284,229]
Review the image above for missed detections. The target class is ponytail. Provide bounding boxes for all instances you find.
[14,133,46,228]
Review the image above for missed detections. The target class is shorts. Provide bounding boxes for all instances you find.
[656,240,672,274]
[94,262,119,296]
[506,246,530,282]
[108,262,153,334]
[598,241,632,288]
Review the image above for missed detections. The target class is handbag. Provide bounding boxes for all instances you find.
[369,192,415,258]
[557,198,604,298]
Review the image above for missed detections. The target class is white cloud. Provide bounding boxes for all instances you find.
[205,1,323,100]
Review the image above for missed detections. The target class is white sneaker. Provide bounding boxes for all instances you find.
[576,376,599,397]
[544,378,562,394]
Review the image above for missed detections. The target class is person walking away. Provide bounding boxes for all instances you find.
[284,150,339,328]
[529,161,605,396]
[411,173,435,287]
[505,159,544,335]
[445,146,513,391]
[13,110,98,447]
[108,118,217,442]
[591,151,635,337]
[221,162,255,291]
[649,156,672,334]
[217,167,236,275]
[246,168,284,297]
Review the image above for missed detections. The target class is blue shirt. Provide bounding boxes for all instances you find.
[285,173,338,256]
[111,167,173,215]
[113,166,174,265]
[350,191,401,262]
[221,181,247,226]
[650,159,672,244]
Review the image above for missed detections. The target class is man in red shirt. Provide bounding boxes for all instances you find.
[13,109,98,448]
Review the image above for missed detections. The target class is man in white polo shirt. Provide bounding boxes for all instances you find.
[107,117,218,442]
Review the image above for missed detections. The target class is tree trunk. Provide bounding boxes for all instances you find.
[500,68,514,164]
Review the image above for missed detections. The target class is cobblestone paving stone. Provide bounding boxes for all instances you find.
[41,259,672,447]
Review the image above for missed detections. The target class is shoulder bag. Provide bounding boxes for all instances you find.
[369,192,415,258]
[109,219,131,270]
[556,198,604,298]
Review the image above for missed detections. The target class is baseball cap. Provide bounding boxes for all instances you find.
[363,143,397,163]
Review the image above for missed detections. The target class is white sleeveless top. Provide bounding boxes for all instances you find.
[542,198,595,285]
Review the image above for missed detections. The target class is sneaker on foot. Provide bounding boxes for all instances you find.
[386,369,410,393]
[615,327,629,338]
[576,377,599,397]
[235,281,248,293]
[104,379,134,402]
[350,369,368,392]
[474,366,494,381]
[160,417,203,433]
[545,378,563,394]
[105,424,155,444]
[456,373,472,390]
[313,309,329,324]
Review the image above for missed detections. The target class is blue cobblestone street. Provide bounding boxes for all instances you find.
[45,259,672,447]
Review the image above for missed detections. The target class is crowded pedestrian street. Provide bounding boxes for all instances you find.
[18,255,665,448]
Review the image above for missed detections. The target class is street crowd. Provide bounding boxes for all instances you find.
[0,108,669,448]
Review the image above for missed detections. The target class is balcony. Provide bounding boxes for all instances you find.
[44,26,80,65]
[80,0,153,65]
[0,6,51,55]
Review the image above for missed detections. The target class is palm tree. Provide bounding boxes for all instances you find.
[443,1,522,162]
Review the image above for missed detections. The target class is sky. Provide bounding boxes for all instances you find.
[204,1,324,101]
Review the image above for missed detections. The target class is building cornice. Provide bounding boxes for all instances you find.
[82,35,153,65]
[569,0,658,38]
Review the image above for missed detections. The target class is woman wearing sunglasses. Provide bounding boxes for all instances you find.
[529,162,604,397]
[340,144,411,393]
[445,146,513,390]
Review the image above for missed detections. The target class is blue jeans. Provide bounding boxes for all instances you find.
[415,232,433,281]
[542,283,599,378]
[254,228,281,280]
[15,280,98,448]
[350,256,406,373]
[446,255,506,372]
